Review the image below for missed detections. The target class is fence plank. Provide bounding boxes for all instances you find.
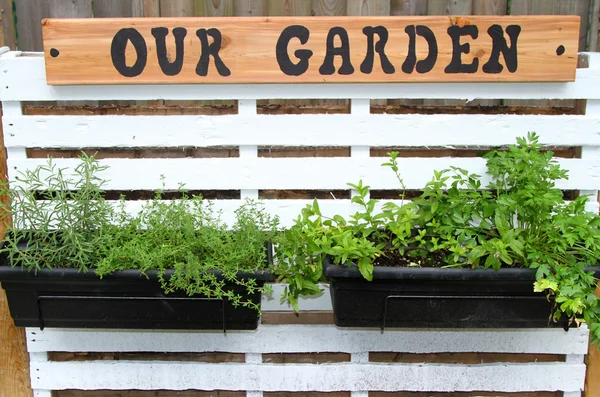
[346,0,389,16]
[15,0,49,51]
[267,0,312,16]
[590,0,600,52]
[196,0,233,16]
[391,0,427,15]
[233,0,268,16]
[0,0,15,50]
[92,0,139,17]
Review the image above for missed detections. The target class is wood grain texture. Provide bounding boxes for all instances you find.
[370,352,565,363]
[267,0,312,16]
[48,0,92,18]
[585,343,600,396]
[55,391,245,397]
[92,0,142,17]
[391,0,427,15]
[15,0,50,50]
[159,0,196,17]
[347,0,390,16]
[590,0,599,52]
[197,0,233,16]
[49,351,245,362]
[42,16,580,85]
[314,0,347,16]
[369,393,558,397]
[428,0,473,15]
[263,352,350,363]
[143,0,160,17]
[233,0,268,16]
[0,0,16,50]
[0,29,32,397]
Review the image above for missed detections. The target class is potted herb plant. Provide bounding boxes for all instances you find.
[276,133,600,341]
[0,154,278,330]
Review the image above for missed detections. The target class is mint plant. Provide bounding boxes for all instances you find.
[277,133,600,342]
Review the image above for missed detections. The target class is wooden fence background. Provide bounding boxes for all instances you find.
[0,0,600,396]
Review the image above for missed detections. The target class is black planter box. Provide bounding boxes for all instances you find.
[324,257,600,329]
[0,245,275,330]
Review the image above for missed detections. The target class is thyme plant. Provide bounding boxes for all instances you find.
[0,155,279,312]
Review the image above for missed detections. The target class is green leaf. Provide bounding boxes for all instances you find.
[357,257,373,281]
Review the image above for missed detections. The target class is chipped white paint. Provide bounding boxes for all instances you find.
[8,157,600,191]
[29,360,585,392]
[5,114,600,148]
[25,325,589,355]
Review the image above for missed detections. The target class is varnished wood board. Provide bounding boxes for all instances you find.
[41,16,580,84]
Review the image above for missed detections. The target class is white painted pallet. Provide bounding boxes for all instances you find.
[2,49,600,396]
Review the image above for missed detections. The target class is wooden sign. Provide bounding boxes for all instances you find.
[41,16,580,85]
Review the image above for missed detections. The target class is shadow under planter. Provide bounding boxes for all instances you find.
[0,255,274,331]
[324,257,600,330]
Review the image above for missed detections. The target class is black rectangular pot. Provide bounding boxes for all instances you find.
[323,257,600,329]
[0,244,275,330]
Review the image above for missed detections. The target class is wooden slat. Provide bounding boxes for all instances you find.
[41,16,580,85]
[29,360,587,392]
[25,325,591,354]
[48,351,245,362]
[55,391,245,397]
[8,157,600,191]
[261,311,335,324]
[370,352,565,363]
[263,352,350,363]
[369,392,558,397]
[6,114,600,148]
[19,103,581,116]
